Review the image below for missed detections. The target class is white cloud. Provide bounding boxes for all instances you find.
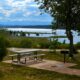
[0,0,36,17]
[1,0,38,17]
[24,11,32,16]
[6,0,34,8]
[24,10,41,16]
[29,4,39,8]
[0,6,20,17]
[0,0,45,21]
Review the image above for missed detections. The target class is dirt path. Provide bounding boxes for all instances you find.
[28,60,80,76]
[3,59,80,76]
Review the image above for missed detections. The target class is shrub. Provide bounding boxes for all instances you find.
[75,42,80,49]
[0,36,7,61]
[20,38,32,48]
[39,41,50,48]
[32,43,41,48]
[58,44,69,49]
[49,40,61,49]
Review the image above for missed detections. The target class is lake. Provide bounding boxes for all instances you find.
[6,28,80,44]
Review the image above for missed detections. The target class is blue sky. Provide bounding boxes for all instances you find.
[0,0,52,25]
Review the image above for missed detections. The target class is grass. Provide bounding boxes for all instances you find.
[0,62,80,80]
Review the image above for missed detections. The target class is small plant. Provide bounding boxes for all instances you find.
[49,39,60,49]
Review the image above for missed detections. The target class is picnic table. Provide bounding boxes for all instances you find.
[8,49,45,64]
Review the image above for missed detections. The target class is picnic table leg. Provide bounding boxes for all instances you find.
[40,56,43,61]
[34,56,37,61]
[25,58,26,64]
[12,56,13,62]
[64,53,66,63]
[34,51,38,61]
[17,54,21,63]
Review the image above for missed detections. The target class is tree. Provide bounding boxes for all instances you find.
[63,40,66,44]
[0,30,7,61]
[0,37,7,61]
[20,31,26,37]
[36,33,39,36]
[35,0,80,59]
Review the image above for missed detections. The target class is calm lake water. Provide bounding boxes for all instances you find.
[6,28,80,44]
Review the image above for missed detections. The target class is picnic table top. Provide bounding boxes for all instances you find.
[8,48,41,54]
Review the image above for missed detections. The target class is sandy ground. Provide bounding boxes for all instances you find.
[3,59,80,76]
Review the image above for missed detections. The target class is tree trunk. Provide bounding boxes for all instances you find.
[66,30,74,59]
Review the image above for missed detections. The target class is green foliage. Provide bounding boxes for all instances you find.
[0,29,9,61]
[75,42,80,49]
[32,43,41,48]
[51,36,67,38]
[35,0,80,57]
[58,44,69,49]
[7,37,70,49]
[0,36,7,61]
[20,32,26,37]
[35,0,80,34]
[7,37,51,48]
[63,40,66,44]
[20,38,32,48]
[39,41,50,48]
[5,36,71,49]
[36,33,39,36]
[49,39,60,49]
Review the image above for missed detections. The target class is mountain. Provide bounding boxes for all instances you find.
[0,25,52,29]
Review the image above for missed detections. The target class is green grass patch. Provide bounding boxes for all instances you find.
[50,36,67,38]
[0,63,80,80]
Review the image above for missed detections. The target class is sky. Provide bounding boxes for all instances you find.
[0,0,52,25]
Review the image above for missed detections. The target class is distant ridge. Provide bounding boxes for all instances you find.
[0,25,52,29]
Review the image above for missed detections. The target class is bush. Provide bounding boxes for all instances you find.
[20,38,32,48]
[32,43,41,48]
[58,44,69,49]
[75,42,80,49]
[39,42,50,48]
[49,40,61,49]
[0,36,7,61]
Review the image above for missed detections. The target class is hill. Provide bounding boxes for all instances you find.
[0,25,52,29]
